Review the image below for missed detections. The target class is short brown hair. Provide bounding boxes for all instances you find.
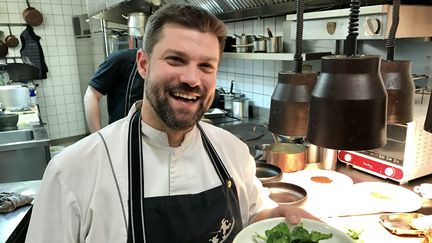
[142,3,227,58]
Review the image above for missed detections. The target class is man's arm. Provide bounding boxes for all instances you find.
[84,86,104,133]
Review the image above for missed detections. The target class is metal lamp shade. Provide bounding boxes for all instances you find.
[307,55,387,150]
[268,71,317,137]
[381,60,414,124]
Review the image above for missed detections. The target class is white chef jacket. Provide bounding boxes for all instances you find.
[25,102,277,243]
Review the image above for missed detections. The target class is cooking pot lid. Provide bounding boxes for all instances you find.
[262,181,307,205]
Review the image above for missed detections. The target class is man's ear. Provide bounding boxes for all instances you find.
[136,49,149,79]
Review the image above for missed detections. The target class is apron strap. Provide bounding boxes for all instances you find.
[197,123,232,182]
[127,118,239,243]
[127,109,146,243]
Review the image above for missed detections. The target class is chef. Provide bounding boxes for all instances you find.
[84,48,144,133]
[25,3,316,242]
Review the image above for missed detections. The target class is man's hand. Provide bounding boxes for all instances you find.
[253,205,320,225]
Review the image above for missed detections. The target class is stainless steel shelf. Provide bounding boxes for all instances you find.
[222,52,332,61]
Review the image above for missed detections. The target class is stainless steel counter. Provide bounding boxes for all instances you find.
[0,125,50,152]
[0,180,41,243]
[0,125,51,183]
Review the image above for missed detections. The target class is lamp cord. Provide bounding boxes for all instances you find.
[294,0,304,73]
[386,0,400,61]
[346,0,360,57]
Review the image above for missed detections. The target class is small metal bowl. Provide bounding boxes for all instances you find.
[262,181,308,205]
[256,162,282,183]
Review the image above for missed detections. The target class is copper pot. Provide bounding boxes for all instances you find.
[22,0,43,26]
[266,143,307,173]
[5,25,19,48]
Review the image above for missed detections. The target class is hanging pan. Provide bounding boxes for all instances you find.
[22,0,43,26]
[5,25,19,48]
[0,40,8,58]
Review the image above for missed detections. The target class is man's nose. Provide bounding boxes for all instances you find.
[179,65,200,87]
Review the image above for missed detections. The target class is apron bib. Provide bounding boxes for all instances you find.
[127,110,243,243]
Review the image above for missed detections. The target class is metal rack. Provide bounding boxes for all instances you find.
[0,23,27,27]
[222,52,331,61]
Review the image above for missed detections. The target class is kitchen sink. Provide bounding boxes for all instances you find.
[0,129,34,145]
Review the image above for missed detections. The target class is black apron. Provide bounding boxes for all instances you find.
[127,110,243,243]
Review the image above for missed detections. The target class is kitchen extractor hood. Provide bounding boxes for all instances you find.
[88,0,413,24]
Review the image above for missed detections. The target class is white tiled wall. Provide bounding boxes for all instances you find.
[0,0,88,139]
[2,1,431,140]
[218,16,286,110]
[218,17,432,115]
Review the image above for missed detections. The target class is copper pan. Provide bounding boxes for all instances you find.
[22,0,43,26]
[266,143,307,173]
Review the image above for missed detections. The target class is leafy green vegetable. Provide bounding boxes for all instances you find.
[254,222,333,243]
[346,228,364,243]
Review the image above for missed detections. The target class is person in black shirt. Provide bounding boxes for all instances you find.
[84,48,144,132]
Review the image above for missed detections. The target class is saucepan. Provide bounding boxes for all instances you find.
[266,143,307,173]
[255,162,282,183]
[252,35,266,53]
[233,34,253,53]
[263,27,283,53]
[262,181,307,205]
[254,143,271,161]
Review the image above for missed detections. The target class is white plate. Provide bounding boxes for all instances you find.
[284,169,354,192]
[350,182,423,213]
[233,217,354,243]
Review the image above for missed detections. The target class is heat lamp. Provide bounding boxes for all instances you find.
[306,0,387,150]
[268,0,317,139]
[381,0,414,124]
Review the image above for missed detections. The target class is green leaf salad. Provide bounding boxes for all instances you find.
[254,222,333,243]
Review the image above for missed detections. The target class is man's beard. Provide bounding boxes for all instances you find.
[145,76,207,130]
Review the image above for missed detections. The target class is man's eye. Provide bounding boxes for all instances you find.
[200,64,215,73]
[166,56,183,64]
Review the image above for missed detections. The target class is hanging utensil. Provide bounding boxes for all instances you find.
[5,25,19,48]
[266,27,273,38]
[22,0,43,26]
[0,40,8,58]
[271,132,279,144]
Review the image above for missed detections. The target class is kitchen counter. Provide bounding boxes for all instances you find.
[0,180,40,243]
[213,115,432,242]
[1,116,430,242]
[0,125,51,183]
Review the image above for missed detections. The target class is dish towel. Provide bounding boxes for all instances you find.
[0,192,33,213]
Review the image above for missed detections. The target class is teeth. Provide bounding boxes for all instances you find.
[173,92,198,100]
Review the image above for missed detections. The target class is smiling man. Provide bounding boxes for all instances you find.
[25,3,316,243]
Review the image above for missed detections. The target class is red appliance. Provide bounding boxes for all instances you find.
[338,120,432,184]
